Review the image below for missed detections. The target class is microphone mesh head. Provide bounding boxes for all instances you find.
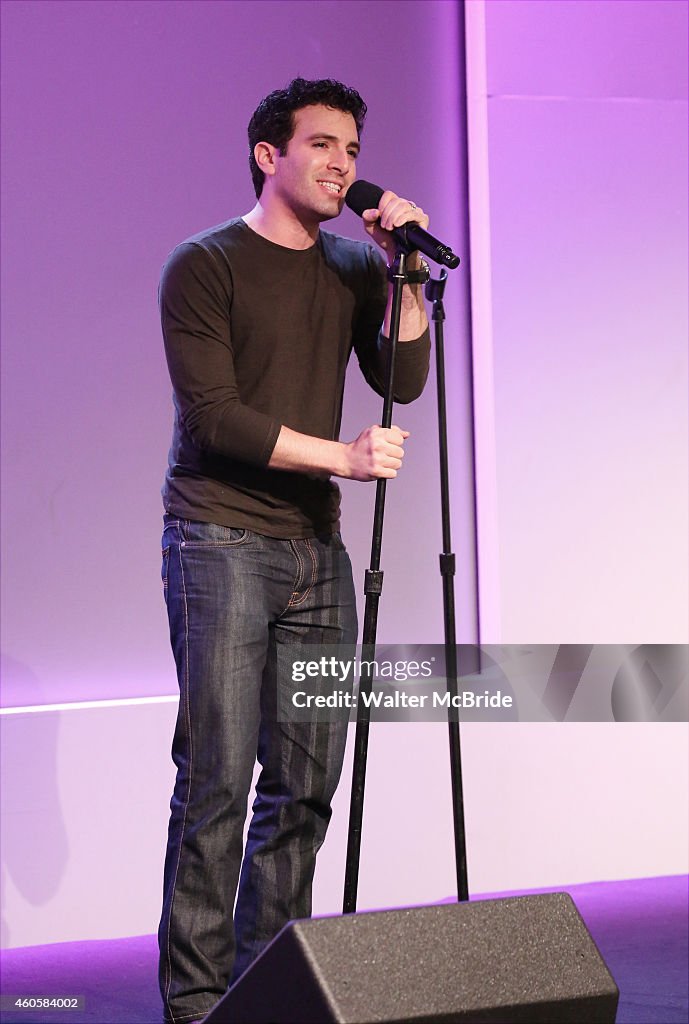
[344,180,384,216]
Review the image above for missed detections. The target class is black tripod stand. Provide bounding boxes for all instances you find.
[343,253,468,913]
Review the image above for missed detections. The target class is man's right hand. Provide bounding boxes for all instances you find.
[341,425,409,481]
[268,423,410,480]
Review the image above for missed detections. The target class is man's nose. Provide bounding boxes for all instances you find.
[328,149,351,175]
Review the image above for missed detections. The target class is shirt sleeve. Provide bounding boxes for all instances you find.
[160,241,281,465]
[352,244,431,405]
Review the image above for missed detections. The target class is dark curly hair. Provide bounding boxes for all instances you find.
[248,78,367,198]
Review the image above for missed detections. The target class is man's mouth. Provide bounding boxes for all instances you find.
[317,181,343,195]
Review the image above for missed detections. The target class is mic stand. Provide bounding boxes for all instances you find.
[343,246,409,914]
[426,269,469,902]
[342,256,470,912]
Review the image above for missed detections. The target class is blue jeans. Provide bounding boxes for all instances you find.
[157,516,357,1024]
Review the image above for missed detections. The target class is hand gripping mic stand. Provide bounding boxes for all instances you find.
[343,252,469,913]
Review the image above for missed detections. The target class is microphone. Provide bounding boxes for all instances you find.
[345,180,460,270]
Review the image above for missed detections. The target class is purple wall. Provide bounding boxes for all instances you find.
[1,0,472,707]
[481,0,688,641]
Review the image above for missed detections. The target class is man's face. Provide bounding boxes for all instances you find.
[268,104,359,222]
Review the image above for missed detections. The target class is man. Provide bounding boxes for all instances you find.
[158,78,431,1024]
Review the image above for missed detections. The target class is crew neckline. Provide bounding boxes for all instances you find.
[239,218,321,256]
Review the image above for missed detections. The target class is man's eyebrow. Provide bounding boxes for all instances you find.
[306,133,360,153]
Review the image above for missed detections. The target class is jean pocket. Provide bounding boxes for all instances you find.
[180,519,250,548]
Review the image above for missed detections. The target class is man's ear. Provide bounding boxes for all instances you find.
[254,141,277,181]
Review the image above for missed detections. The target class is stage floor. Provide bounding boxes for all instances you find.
[1,875,686,1023]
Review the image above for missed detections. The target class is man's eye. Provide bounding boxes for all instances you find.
[348,151,358,159]
[314,142,327,148]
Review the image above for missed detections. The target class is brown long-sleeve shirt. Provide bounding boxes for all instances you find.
[160,218,430,538]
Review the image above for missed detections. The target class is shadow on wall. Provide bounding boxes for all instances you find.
[0,656,68,947]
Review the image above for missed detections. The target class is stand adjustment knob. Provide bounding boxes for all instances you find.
[439,553,456,576]
[364,569,384,596]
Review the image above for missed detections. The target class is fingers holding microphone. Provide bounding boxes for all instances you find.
[345,180,460,269]
[378,191,429,232]
[361,190,429,255]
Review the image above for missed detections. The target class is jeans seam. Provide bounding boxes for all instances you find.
[162,547,170,595]
[163,537,194,1020]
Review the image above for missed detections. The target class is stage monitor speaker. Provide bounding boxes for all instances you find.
[202,893,619,1023]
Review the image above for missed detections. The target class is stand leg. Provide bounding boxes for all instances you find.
[343,250,408,914]
[428,270,469,901]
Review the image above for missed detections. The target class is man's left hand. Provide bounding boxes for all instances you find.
[361,190,429,262]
